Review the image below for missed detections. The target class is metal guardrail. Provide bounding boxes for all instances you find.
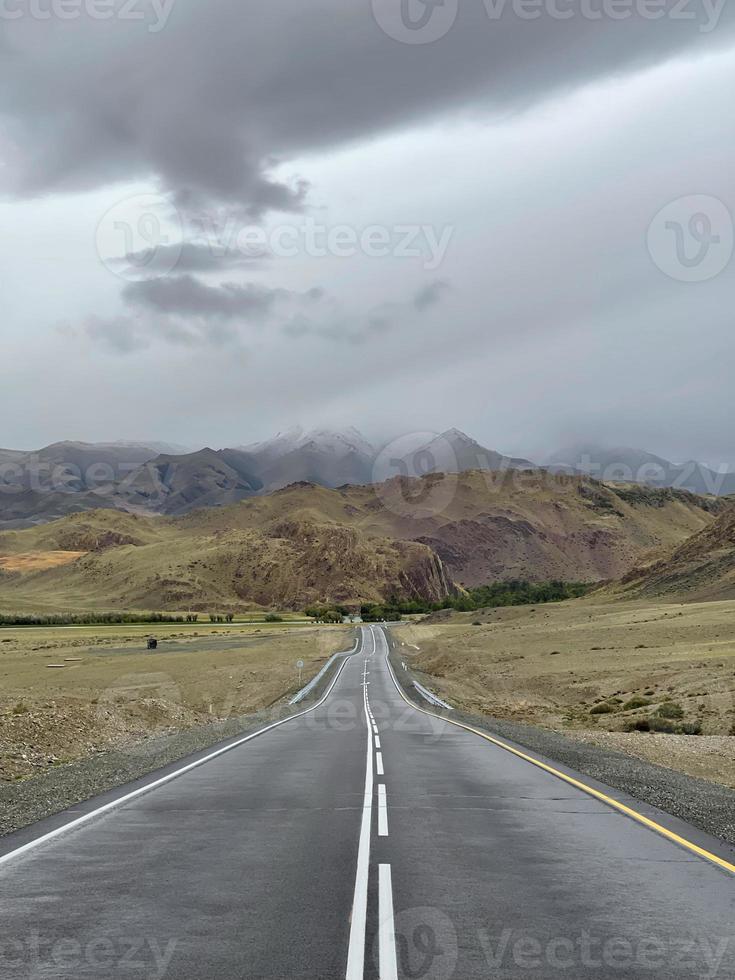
[413,680,453,711]
[289,637,359,704]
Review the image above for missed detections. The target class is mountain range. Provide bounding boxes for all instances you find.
[0,471,726,611]
[0,429,732,529]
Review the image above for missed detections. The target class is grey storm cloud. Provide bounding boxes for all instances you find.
[85,312,244,352]
[2,0,734,464]
[113,242,268,276]
[121,276,291,319]
[82,275,327,351]
[0,0,732,209]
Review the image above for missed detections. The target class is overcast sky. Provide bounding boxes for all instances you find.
[1,0,733,464]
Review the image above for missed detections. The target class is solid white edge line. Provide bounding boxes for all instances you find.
[376,752,385,776]
[379,864,399,980]
[346,633,374,980]
[378,784,389,837]
[0,633,362,870]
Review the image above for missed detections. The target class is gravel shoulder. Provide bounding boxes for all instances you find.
[388,643,735,848]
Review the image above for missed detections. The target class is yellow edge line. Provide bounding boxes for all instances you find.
[386,654,735,876]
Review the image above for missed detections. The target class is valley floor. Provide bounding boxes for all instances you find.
[393,597,735,789]
[0,622,350,784]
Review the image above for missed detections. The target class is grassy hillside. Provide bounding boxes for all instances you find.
[618,503,735,601]
[0,472,724,612]
[0,508,452,612]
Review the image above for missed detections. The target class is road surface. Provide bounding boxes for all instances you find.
[0,625,733,978]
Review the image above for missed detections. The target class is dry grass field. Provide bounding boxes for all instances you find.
[394,598,735,788]
[0,551,87,573]
[0,622,351,781]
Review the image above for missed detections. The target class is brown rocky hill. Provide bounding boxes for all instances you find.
[0,471,723,611]
[0,509,453,612]
[618,502,735,601]
[167,471,724,586]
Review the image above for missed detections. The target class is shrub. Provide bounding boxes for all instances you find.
[681,722,703,736]
[264,614,283,623]
[656,701,684,720]
[622,696,651,711]
[649,717,678,733]
[590,702,616,715]
[624,718,651,732]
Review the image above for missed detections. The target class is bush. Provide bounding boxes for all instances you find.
[656,701,684,720]
[590,702,616,715]
[681,722,703,736]
[649,717,678,733]
[264,614,283,623]
[624,718,651,732]
[622,696,651,711]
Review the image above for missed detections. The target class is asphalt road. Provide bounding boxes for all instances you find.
[0,625,733,979]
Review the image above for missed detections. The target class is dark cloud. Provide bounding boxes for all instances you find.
[122,276,289,319]
[113,242,267,276]
[0,2,732,209]
[414,279,450,311]
[83,275,328,351]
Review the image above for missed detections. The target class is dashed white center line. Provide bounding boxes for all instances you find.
[375,735,381,749]
[376,752,384,776]
[378,865,399,980]
[378,784,389,837]
[346,669,374,980]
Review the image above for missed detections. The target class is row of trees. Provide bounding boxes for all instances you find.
[304,581,590,622]
[436,580,591,612]
[0,612,193,627]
